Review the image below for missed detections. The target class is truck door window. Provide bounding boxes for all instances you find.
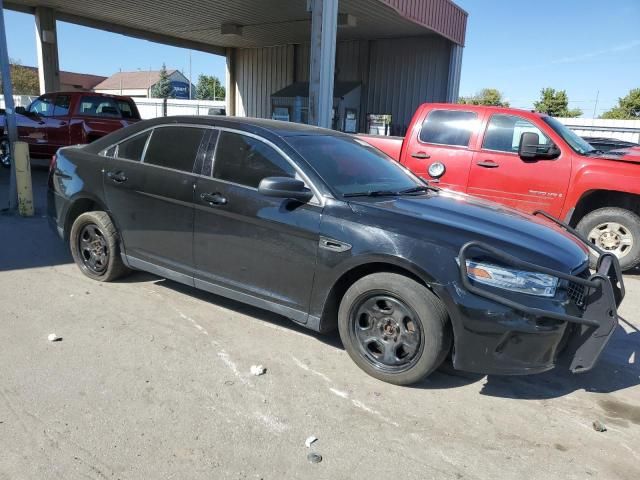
[419,110,478,147]
[28,97,54,117]
[79,96,121,118]
[53,95,71,117]
[483,114,550,153]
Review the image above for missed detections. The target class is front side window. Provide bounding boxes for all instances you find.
[213,132,295,188]
[419,110,478,147]
[144,126,206,172]
[115,131,151,161]
[79,96,122,118]
[53,95,71,116]
[483,114,550,153]
[28,96,54,117]
[287,135,421,196]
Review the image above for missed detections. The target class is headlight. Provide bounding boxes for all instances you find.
[461,260,558,297]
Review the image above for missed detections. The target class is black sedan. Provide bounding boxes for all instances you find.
[48,117,624,385]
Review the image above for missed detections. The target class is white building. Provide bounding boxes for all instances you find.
[94,69,196,99]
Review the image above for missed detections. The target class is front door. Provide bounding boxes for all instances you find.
[46,94,72,155]
[467,113,571,216]
[103,125,209,279]
[193,130,321,317]
[400,109,480,192]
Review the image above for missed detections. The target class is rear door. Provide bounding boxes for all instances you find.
[400,108,480,192]
[46,93,72,154]
[193,130,321,317]
[103,125,209,280]
[467,113,571,216]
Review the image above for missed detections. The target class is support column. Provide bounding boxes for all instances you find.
[225,47,236,116]
[35,7,60,94]
[308,0,338,128]
[446,43,464,103]
[0,0,18,209]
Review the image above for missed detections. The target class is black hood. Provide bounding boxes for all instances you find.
[348,191,589,273]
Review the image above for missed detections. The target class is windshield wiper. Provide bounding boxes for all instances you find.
[398,184,439,195]
[343,190,399,198]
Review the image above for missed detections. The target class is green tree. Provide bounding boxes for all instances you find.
[601,88,640,119]
[195,74,225,100]
[150,63,174,99]
[533,88,582,117]
[0,59,39,95]
[459,88,509,107]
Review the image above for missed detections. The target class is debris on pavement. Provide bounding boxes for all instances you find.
[305,436,318,448]
[592,420,607,432]
[47,333,62,342]
[250,365,266,376]
[307,452,322,464]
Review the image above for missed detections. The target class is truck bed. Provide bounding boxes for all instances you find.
[355,134,404,161]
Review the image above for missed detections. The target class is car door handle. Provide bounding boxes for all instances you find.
[107,170,127,183]
[476,160,500,168]
[200,192,227,206]
[411,152,431,159]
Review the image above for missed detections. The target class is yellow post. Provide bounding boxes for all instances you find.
[13,141,34,217]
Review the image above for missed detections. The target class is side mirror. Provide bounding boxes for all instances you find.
[258,176,313,203]
[518,132,560,160]
[15,106,26,115]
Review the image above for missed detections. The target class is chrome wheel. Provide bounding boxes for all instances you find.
[587,221,634,258]
[350,294,423,372]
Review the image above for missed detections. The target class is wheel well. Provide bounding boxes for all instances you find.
[570,190,640,226]
[319,262,439,333]
[64,199,98,240]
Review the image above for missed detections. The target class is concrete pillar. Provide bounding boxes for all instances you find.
[446,43,464,103]
[35,7,60,94]
[308,0,338,128]
[225,47,236,116]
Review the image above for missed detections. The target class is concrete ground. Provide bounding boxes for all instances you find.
[1,168,639,480]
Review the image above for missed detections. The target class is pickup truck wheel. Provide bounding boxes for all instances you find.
[70,211,130,282]
[576,207,640,271]
[0,137,10,168]
[338,273,451,385]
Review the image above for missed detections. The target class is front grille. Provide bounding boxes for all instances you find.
[566,269,590,308]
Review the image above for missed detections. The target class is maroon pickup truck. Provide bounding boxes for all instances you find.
[1,92,140,167]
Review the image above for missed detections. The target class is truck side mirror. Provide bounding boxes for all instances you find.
[15,106,26,115]
[518,132,540,160]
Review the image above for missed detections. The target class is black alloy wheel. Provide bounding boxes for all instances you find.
[78,224,109,275]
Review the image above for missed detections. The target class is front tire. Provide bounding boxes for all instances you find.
[70,211,130,282]
[576,207,640,271]
[338,273,451,385]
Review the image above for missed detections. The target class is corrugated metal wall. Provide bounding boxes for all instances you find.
[235,45,294,117]
[366,36,451,133]
[235,36,452,132]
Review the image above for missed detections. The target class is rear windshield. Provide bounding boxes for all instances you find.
[78,96,140,120]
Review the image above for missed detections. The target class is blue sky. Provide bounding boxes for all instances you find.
[3,1,640,116]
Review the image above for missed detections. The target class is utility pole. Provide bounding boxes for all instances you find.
[592,90,599,119]
[0,0,19,209]
[188,50,192,99]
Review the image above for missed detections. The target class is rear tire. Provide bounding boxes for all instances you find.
[576,207,640,271]
[70,211,130,282]
[338,272,451,385]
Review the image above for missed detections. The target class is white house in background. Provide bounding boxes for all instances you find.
[94,69,195,99]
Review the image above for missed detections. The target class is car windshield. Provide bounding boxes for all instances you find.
[287,135,423,196]
[542,116,596,155]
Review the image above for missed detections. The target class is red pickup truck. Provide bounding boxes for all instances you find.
[1,91,140,167]
[358,103,640,270]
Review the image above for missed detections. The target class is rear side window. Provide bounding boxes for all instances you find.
[79,96,122,118]
[115,131,151,161]
[213,132,295,188]
[144,126,206,172]
[419,110,478,147]
[117,100,139,119]
[483,114,550,153]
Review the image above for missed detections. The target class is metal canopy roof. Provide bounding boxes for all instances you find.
[6,0,466,55]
